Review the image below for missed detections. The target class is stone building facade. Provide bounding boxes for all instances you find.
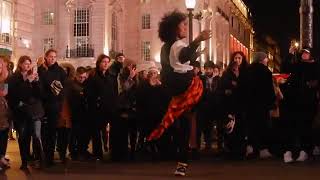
[2,0,253,68]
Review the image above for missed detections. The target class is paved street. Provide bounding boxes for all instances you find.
[1,140,320,180]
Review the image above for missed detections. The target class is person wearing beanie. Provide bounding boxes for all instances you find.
[107,52,125,95]
[281,46,320,163]
[246,51,275,159]
[253,52,268,65]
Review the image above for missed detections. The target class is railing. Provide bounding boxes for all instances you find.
[66,44,94,58]
[0,33,12,45]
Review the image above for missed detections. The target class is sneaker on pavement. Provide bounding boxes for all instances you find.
[313,146,320,156]
[174,162,188,176]
[246,145,254,157]
[283,151,294,163]
[296,150,308,162]
[259,149,273,159]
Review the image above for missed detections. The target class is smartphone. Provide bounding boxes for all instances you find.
[33,66,38,73]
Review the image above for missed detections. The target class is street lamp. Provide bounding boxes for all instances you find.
[185,0,196,43]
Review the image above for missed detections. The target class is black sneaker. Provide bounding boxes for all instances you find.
[174,162,188,176]
[20,162,28,170]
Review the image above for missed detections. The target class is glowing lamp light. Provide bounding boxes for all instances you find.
[294,42,299,48]
[154,53,160,62]
[185,0,196,10]
[1,18,11,34]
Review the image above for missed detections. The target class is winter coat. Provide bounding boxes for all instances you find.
[107,60,123,95]
[217,69,240,116]
[85,69,117,126]
[57,79,73,128]
[281,54,320,107]
[68,80,88,124]
[136,82,170,135]
[247,63,275,111]
[38,62,67,113]
[7,72,44,121]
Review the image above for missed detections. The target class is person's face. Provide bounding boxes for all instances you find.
[46,52,57,66]
[234,53,243,66]
[205,67,214,77]
[20,60,32,72]
[117,55,125,63]
[261,57,269,66]
[76,72,87,84]
[148,70,158,79]
[99,58,110,72]
[177,20,188,39]
[193,67,200,75]
[301,52,311,61]
[213,67,219,77]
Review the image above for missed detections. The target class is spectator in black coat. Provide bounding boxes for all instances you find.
[38,49,67,167]
[8,56,45,170]
[246,52,275,159]
[281,47,320,163]
[85,54,116,160]
[197,61,220,150]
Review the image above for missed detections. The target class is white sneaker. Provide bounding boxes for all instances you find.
[296,151,308,162]
[246,145,254,157]
[283,151,294,163]
[313,146,320,156]
[174,162,188,176]
[259,149,273,159]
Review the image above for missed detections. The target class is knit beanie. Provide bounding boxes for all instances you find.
[253,52,268,63]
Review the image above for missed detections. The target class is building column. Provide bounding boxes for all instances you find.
[300,0,313,48]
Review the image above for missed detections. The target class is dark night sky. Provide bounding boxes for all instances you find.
[243,0,319,58]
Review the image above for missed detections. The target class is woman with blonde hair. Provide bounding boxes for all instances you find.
[0,56,10,171]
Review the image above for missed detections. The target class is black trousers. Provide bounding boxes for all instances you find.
[247,109,272,151]
[223,113,246,158]
[16,120,43,164]
[173,115,190,164]
[70,122,82,157]
[42,113,58,163]
[0,128,9,158]
[282,104,316,154]
[110,116,129,161]
[56,128,71,159]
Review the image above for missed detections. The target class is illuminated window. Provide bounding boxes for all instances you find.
[73,8,91,57]
[141,41,151,61]
[43,38,54,53]
[0,0,13,45]
[43,11,54,25]
[142,14,151,29]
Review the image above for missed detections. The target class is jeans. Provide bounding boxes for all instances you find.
[16,119,44,164]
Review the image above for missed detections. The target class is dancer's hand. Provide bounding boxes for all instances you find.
[195,30,212,42]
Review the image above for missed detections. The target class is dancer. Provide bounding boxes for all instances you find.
[148,10,211,176]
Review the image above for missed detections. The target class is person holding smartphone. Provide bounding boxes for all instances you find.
[7,55,45,170]
[0,56,10,171]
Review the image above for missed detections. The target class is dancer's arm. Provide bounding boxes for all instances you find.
[179,30,211,64]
